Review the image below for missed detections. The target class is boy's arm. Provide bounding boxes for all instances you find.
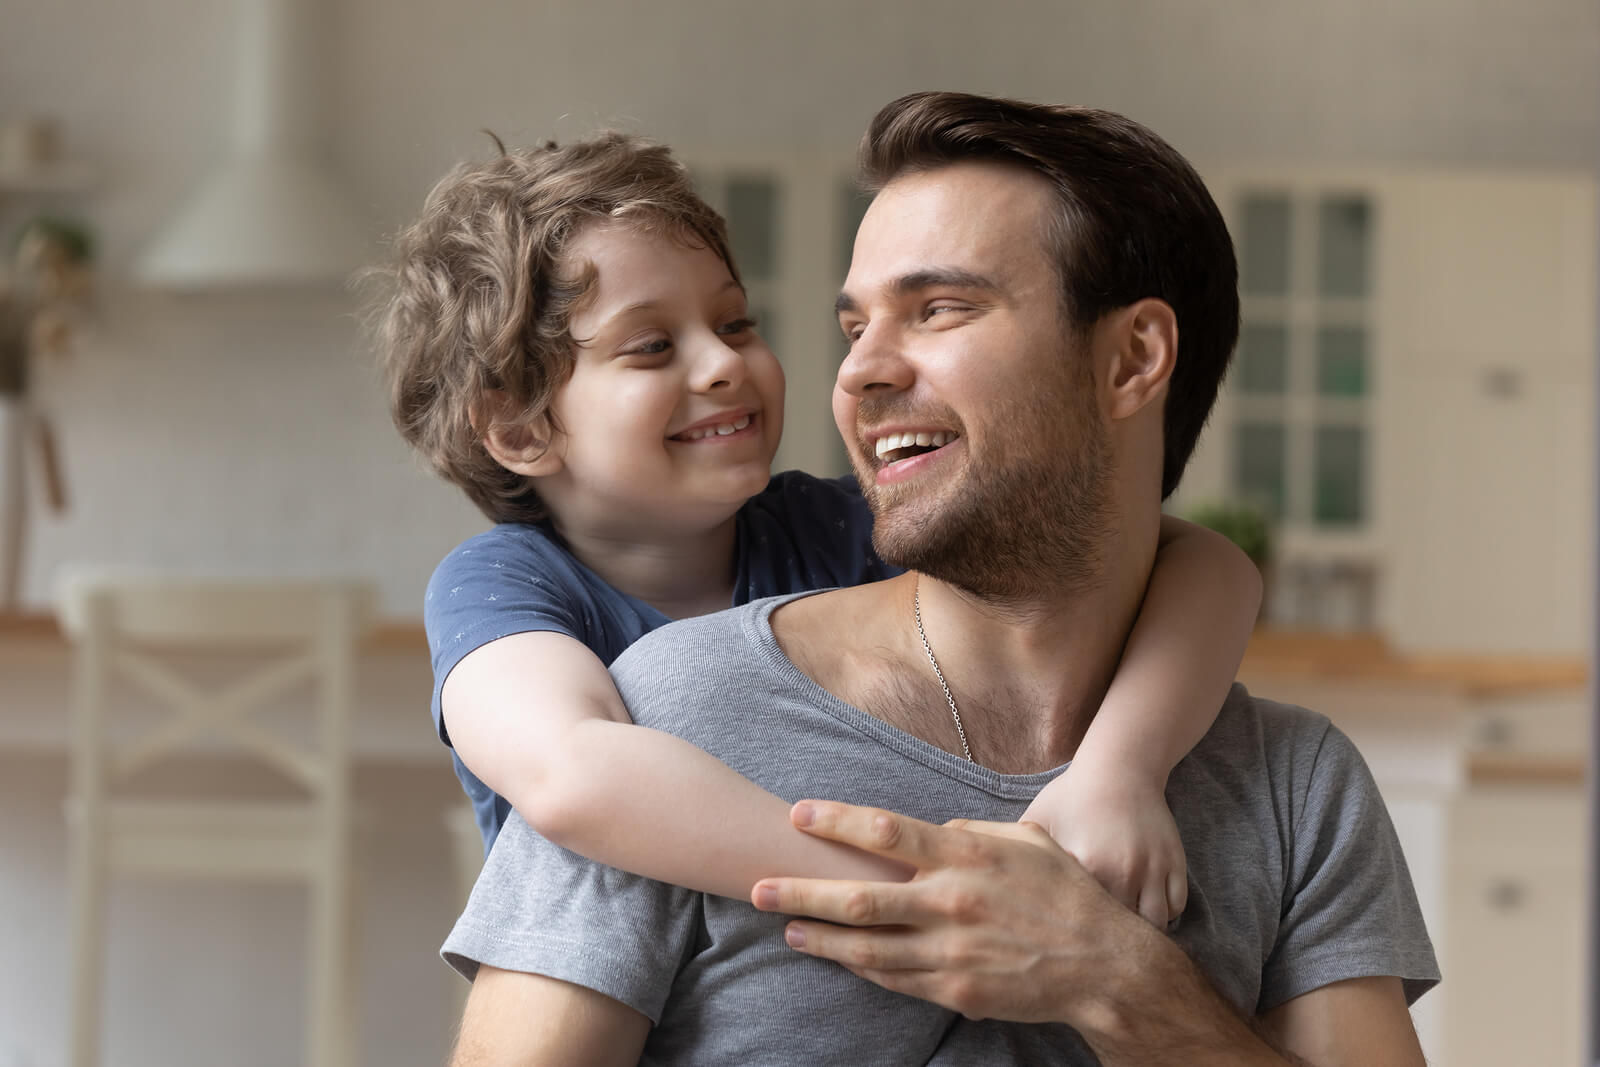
[444,631,909,898]
[1020,515,1263,924]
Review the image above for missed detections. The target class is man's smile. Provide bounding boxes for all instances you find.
[873,429,960,464]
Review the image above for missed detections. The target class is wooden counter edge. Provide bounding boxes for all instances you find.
[0,611,430,654]
[1467,750,1588,787]
[2,612,1589,691]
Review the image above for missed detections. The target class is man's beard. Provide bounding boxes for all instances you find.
[855,371,1113,604]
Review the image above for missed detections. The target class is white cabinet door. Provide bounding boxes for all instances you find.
[1444,785,1586,1067]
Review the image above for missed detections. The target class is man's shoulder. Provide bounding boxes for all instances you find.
[1206,684,1336,759]
[608,595,800,725]
[1179,684,1353,839]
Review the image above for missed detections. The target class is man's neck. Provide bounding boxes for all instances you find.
[552,515,739,621]
[774,559,1150,773]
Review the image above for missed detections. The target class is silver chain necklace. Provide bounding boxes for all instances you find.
[913,579,974,762]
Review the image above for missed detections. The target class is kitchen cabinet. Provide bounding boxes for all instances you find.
[1444,784,1586,1067]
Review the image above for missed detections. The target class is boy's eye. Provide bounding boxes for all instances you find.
[717,317,758,337]
[622,338,672,357]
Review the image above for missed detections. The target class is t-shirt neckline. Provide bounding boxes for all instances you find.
[743,591,1069,799]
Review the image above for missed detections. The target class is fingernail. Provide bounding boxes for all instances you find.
[785,925,807,949]
[792,802,815,828]
[753,885,778,910]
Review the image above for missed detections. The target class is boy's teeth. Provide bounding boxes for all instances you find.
[874,430,954,458]
[681,414,752,440]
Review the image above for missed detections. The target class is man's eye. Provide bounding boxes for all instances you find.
[717,317,758,337]
[840,323,864,346]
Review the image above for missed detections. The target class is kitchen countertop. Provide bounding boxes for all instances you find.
[6,612,1586,690]
[4,613,1589,781]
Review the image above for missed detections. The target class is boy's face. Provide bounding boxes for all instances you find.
[536,223,785,535]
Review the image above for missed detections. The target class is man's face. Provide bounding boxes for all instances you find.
[833,161,1112,598]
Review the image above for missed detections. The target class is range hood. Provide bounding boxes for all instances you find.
[137,0,368,289]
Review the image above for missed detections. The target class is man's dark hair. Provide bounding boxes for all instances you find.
[858,92,1240,499]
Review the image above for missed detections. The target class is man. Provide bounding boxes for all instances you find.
[442,92,1439,1066]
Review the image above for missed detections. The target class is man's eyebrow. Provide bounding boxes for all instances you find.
[834,268,1001,317]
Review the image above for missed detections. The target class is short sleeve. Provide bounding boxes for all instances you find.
[1260,724,1441,1009]
[424,528,586,746]
[441,813,701,1023]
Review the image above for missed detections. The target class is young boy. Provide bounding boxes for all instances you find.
[373,131,1261,925]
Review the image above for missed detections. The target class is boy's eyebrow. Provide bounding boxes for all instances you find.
[834,268,1001,316]
[604,279,746,326]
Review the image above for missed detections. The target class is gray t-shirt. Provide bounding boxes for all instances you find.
[443,593,1439,1065]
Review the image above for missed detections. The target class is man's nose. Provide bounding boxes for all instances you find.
[688,333,748,392]
[836,323,912,397]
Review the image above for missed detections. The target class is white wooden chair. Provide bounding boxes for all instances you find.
[57,575,374,1067]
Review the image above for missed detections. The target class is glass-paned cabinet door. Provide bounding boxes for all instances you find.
[1231,187,1375,532]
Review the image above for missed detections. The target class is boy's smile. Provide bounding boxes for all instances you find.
[534,223,785,538]
[668,408,757,442]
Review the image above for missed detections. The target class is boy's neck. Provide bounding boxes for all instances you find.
[554,516,740,621]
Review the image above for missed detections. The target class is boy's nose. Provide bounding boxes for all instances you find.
[689,335,748,392]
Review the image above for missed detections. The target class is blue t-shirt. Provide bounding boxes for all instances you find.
[425,470,897,852]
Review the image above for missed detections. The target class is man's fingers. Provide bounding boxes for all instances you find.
[752,874,933,927]
[953,818,1054,846]
[790,800,946,865]
[781,919,941,972]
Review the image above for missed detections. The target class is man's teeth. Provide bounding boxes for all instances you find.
[677,414,752,441]
[874,430,956,459]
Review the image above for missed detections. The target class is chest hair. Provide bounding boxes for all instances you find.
[843,653,1049,772]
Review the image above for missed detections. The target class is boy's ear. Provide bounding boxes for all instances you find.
[474,391,564,477]
[1102,298,1177,421]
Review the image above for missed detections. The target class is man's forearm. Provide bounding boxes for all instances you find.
[1074,937,1297,1067]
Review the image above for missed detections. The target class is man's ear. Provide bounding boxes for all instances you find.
[474,391,564,477]
[1103,298,1177,421]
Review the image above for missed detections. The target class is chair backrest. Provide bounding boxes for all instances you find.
[57,574,376,804]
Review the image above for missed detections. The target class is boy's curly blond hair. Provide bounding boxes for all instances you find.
[370,132,739,524]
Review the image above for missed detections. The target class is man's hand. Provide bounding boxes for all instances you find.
[1019,764,1187,927]
[750,801,1169,1025]
[751,800,1297,1065]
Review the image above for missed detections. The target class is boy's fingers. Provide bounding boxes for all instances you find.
[1138,882,1169,927]
[1168,871,1189,918]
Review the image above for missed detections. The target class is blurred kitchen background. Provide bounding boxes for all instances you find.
[1,1,1594,1064]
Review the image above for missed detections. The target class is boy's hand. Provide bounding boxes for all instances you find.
[1018,766,1187,927]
